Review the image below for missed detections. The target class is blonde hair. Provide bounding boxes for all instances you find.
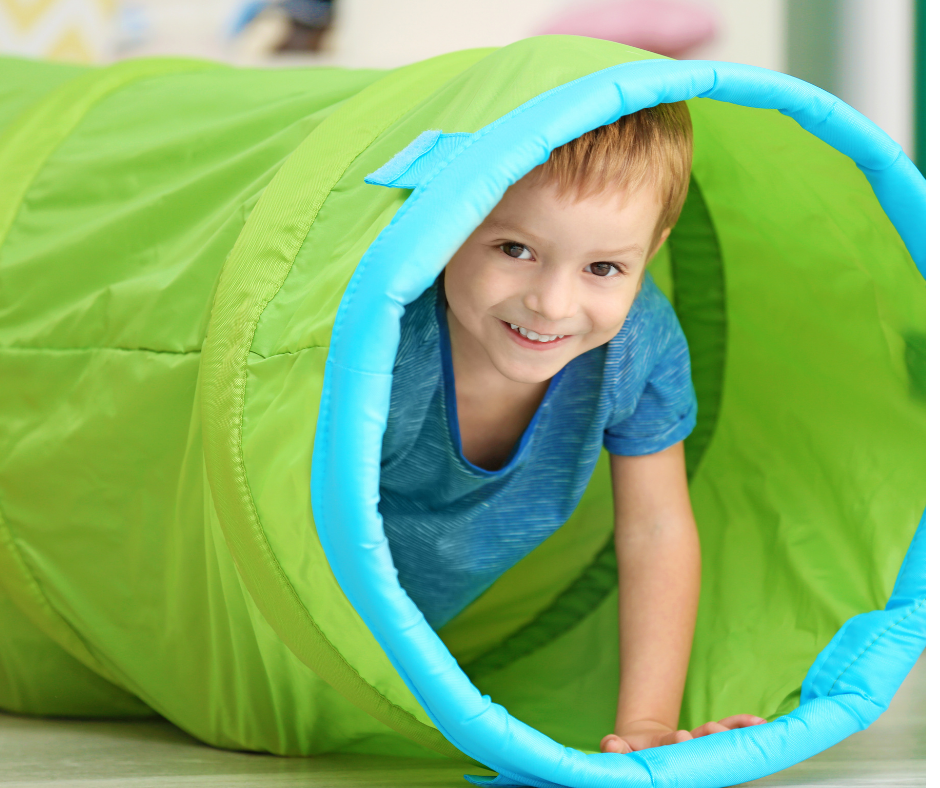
[527,102,694,242]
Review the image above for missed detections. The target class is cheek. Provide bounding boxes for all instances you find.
[588,288,637,338]
[444,255,494,325]
[445,254,513,321]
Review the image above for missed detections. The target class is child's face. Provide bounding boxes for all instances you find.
[444,176,669,384]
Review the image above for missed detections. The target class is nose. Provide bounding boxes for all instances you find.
[522,266,577,323]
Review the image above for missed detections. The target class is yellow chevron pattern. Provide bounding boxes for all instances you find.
[0,0,116,62]
[3,0,61,30]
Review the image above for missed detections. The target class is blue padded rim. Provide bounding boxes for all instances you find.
[310,59,926,788]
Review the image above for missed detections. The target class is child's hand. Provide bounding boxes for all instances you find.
[599,714,766,753]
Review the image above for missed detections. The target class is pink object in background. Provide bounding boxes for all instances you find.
[539,0,717,59]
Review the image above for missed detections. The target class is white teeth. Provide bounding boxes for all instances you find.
[508,322,565,343]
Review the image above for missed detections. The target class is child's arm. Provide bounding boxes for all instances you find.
[599,442,764,753]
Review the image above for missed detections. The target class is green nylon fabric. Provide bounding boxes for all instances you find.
[0,36,925,759]
[0,58,86,136]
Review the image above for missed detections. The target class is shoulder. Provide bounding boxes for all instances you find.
[601,274,698,452]
[395,281,441,367]
[385,282,444,460]
[608,273,684,360]
[632,274,678,325]
[599,273,691,415]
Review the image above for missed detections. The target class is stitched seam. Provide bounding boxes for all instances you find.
[247,345,326,360]
[826,599,925,697]
[859,146,906,174]
[0,497,130,691]
[1,344,201,355]
[235,256,429,740]
[814,100,839,131]
[224,65,479,757]
[634,753,658,788]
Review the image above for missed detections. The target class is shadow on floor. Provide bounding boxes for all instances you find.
[0,653,925,787]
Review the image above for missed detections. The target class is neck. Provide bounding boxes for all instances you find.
[444,307,551,470]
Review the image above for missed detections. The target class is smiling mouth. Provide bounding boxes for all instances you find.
[502,320,569,347]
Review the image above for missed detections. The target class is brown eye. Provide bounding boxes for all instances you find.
[501,243,533,260]
[588,262,619,277]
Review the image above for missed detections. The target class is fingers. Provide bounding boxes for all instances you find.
[717,714,767,729]
[600,734,633,754]
[690,720,730,738]
[600,716,766,754]
[661,729,693,746]
[690,715,768,739]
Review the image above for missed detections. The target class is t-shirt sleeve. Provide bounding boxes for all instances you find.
[603,310,697,456]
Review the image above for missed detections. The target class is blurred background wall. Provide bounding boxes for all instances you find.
[0,0,926,170]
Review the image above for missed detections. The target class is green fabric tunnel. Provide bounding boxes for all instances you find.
[0,35,924,777]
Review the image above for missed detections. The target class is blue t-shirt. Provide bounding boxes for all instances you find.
[380,277,696,629]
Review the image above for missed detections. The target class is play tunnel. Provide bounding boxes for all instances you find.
[0,37,925,788]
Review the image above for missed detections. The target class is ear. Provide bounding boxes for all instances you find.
[649,227,672,260]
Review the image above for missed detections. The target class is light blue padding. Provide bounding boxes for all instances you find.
[365,129,473,190]
[311,59,926,788]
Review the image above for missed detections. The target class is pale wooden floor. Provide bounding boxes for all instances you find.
[0,653,924,788]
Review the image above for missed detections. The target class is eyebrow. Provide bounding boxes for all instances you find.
[589,244,646,259]
[486,220,544,242]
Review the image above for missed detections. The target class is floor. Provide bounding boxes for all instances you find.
[0,654,924,788]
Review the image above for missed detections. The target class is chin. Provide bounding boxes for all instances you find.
[495,360,559,385]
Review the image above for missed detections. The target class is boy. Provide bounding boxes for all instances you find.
[379,103,765,753]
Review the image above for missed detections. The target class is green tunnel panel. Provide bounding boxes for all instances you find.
[0,34,924,776]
